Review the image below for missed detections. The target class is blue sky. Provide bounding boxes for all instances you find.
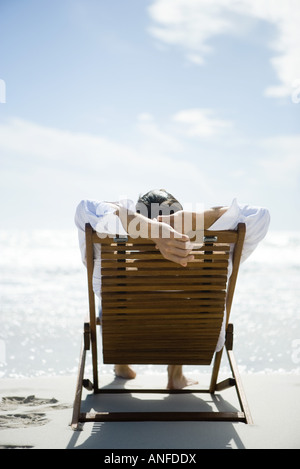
[0,0,299,230]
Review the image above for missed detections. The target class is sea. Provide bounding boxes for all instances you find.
[0,229,300,379]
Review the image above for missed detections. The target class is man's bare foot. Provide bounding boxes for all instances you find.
[114,365,136,380]
[167,365,198,390]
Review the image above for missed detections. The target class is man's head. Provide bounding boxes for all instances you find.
[136,188,183,219]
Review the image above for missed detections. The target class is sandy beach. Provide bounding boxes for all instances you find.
[1,371,300,450]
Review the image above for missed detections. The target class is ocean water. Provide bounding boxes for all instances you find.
[0,230,300,379]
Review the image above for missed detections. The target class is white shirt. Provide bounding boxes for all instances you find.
[75,198,270,351]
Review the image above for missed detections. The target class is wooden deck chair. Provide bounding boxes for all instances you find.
[71,222,253,429]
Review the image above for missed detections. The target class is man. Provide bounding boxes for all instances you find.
[75,189,270,389]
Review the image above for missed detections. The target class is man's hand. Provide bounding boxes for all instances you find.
[150,221,194,267]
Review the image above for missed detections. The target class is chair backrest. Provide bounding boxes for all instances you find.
[85,223,245,366]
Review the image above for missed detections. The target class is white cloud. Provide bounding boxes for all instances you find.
[0,117,139,177]
[137,112,155,122]
[0,117,216,225]
[1,117,299,229]
[172,108,233,138]
[148,0,300,98]
[136,112,183,151]
[148,0,231,63]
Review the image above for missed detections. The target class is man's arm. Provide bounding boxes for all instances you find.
[204,206,229,228]
[112,203,195,267]
[157,206,229,233]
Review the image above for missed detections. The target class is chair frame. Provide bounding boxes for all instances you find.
[71,222,253,429]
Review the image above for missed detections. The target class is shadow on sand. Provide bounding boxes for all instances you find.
[67,376,246,449]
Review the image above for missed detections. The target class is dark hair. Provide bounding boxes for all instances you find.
[136,188,183,219]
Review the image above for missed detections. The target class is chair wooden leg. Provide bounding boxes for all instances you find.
[209,323,253,424]
[226,349,253,425]
[209,349,223,393]
[71,321,95,431]
[71,338,86,431]
[71,319,101,430]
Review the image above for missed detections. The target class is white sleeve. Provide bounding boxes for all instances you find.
[209,199,271,263]
[74,199,129,236]
[240,205,271,263]
[75,199,104,232]
[74,199,133,265]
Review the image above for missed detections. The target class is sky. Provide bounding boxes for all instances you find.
[0,0,299,230]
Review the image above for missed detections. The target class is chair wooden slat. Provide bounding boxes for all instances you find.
[101,266,228,273]
[101,244,230,253]
[102,275,227,284]
[92,232,238,244]
[100,260,229,269]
